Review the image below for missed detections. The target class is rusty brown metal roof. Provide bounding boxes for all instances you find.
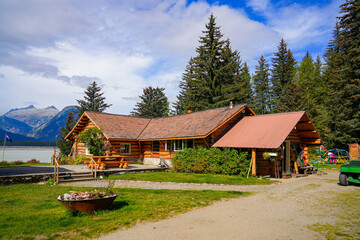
[138,104,247,140]
[86,112,151,139]
[213,111,322,149]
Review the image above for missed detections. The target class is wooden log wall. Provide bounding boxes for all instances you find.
[76,142,87,155]
[141,140,174,159]
[140,138,209,159]
[209,112,245,145]
[108,140,141,159]
[286,129,302,144]
[255,148,283,177]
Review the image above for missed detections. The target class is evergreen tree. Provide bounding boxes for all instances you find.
[295,53,327,137]
[275,81,313,114]
[76,81,112,116]
[252,55,271,114]
[56,112,76,156]
[270,39,297,111]
[297,51,315,90]
[323,0,360,148]
[174,14,249,113]
[131,86,170,118]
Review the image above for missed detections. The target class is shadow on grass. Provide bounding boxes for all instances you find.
[108,200,129,210]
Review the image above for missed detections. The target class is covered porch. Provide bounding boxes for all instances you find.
[213,111,323,178]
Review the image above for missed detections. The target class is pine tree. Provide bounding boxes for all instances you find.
[174,14,248,113]
[252,56,271,114]
[295,53,327,137]
[131,86,170,118]
[76,81,112,116]
[270,39,297,111]
[323,0,360,149]
[275,81,313,114]
[56,111,76,156]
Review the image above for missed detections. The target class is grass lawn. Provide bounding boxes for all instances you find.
[106,172,272,185]
[0,162,50,167]
[0,184,247,240]
[315,163,342,172]
[308,188,360,239]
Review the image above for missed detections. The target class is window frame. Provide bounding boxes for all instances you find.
[120,143,131,155]
[165,139,195,151]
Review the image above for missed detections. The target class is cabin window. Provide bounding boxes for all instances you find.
[165,139,195,151]
[165,140,174,151]
[152,141,160,152]
[120,144,131,154]
[174,139,183,151]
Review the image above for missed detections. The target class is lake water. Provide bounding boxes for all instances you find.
[0,146,57,163]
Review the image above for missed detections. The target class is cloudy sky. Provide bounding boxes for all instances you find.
[0,0,344,115]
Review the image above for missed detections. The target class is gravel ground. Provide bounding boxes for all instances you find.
[61,172,357,240]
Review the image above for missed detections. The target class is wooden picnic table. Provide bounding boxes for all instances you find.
[86,155,134,170]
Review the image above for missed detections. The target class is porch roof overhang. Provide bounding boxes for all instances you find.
[212,111,323,149]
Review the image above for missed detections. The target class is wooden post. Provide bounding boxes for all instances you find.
[252,148,256,176]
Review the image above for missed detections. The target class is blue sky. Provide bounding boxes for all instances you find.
[0,0,344,115]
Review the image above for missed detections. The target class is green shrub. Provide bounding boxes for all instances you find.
[75,154,90,164]
[77,127,105,156]
[172,147,250,176]
[26,159,40,164]
[0,161,10,167]
[13,160,25,165]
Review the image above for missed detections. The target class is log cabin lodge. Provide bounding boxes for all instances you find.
[65,104,323,177]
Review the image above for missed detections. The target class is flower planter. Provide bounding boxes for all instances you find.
[282,174,292,179]
[57,193,119,213]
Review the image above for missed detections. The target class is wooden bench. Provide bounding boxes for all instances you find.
[299,166,314,174]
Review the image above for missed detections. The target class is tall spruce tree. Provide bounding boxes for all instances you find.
[76,81,112,116]
[252,55,271,114]
[131,86,170,118]
[270,39,297,111]
[56,111,76,156]
[174,14,249,113]
[275,81,313,114]
[323,0,360,149]
[295,53,327,136]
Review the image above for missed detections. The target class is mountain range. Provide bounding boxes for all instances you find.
[0,105,77,142]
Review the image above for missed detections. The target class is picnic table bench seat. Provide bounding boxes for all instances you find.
[85,155,134,170]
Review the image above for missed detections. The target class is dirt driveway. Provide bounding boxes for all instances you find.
[65,172,358,240]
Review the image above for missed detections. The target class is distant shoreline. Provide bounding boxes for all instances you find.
[0,146,57,163]
[0,141,57,147]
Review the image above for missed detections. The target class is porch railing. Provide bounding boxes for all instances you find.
[54,157,60,183]
[90,158,97,179]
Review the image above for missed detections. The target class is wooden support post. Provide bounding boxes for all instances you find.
[252,148,256,176]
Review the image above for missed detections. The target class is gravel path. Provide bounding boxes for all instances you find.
[61,172,357,240]
[60,178,274,192]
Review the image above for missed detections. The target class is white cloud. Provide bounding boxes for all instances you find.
[0,0,343,115]
[0,66,80,114]
[246,0,343,53]
[246,0,270,12]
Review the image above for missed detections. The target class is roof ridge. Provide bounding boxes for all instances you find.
[85,104,246,121]
[85,111,151,120]
[150,103,246,121]
[249,111,305,117]
[137,118,152,139]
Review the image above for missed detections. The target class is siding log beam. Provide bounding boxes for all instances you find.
[252,148,256,176]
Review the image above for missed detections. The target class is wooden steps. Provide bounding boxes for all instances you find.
[58,172,95,183]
